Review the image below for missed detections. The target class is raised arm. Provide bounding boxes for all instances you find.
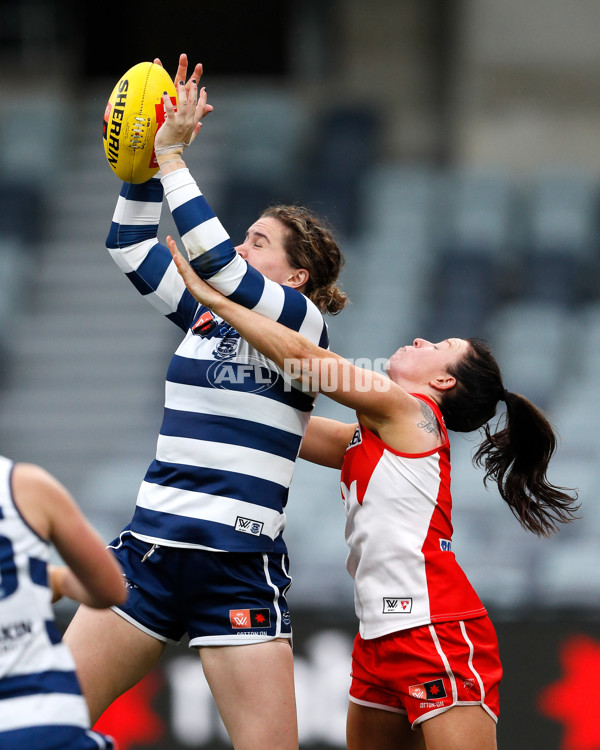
[154,74,327,339]
[12,463,126,609]
[105,58,212,331]
[167,236,412,421]
[109,56,325,340]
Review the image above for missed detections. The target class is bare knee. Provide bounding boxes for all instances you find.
[200,641,297,750]
[421,706,497,750]
[65,605,165,724]
[346,702,423,750]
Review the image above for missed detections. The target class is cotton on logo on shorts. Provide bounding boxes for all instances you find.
[382,597,412,613]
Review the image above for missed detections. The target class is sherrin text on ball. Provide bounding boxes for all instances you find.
[103,61,177,183]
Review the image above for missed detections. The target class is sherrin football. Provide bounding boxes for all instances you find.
[103,61,177,183]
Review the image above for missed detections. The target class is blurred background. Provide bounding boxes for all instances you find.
[0,1,599,748]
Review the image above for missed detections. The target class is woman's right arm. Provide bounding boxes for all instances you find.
[167,237,413,421]
[12,464,126,609]
[155,76,326,340]
[105,178,200,332]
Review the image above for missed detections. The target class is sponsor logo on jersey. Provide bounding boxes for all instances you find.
[439,538,452,552]
[382,597,412,613]
[191,310,218,337]
[213,327,241,359]
[409,678,447,701]
[0,620,32,643]
[234,516,264,536]
[229,608,271,629]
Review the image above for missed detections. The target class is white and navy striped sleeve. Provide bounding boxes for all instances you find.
[106,178,200,332]
[161,168,329,348]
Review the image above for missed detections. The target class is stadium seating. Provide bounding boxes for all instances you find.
[0,83,598,614]
[523,168,600,306]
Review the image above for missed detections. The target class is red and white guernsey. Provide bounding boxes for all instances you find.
[341,394,487,640]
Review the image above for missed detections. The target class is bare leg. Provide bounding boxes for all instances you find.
[64,605,166,724]
[421,706,497,750]
[346,701,426,750]
[199,639,297,750]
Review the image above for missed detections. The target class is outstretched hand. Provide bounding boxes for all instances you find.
[167,235,224,310]
[153,53,213,157]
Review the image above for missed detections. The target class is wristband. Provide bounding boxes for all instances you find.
[156,153,185,167]
[154,143,187,156]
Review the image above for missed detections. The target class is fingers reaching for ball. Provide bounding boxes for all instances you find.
[156,53,206,93]
[156,79,212,153]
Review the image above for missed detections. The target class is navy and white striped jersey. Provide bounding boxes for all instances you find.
[106,170,329,552]
[0,456,113,749]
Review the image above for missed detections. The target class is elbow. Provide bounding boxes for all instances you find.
[99,553,128,607]
[94,562,128,608]
[111,579,129,606]
[106,222,119,250]
[108,567,128,606]
[92,579,128,609]
[293,342,330,391]
[290,340,317,367]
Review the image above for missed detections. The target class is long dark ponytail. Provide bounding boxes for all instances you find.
[439,338,579,537]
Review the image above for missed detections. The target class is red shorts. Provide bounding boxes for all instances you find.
[349,616,502,727]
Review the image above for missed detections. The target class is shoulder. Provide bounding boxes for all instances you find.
[415,398,442,437]
[11,463,74,541]
[361,392,447,454]
[13,462,63,493]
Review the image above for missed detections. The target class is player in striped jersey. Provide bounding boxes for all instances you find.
[168,250,579,750]
[0,457,126,749]
[64,56,346,749]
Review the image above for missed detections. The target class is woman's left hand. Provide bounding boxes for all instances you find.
[153,54,213,155]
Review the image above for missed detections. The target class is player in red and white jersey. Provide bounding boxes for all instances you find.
[168,253,579,750]
[342,395,487,641]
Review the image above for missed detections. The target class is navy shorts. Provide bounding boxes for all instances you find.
[108,529,293,647]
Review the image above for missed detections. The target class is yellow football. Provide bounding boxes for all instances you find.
[103,61,177,183]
